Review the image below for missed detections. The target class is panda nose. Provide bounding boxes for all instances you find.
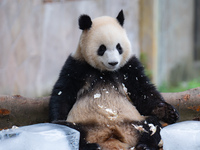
[108,62,118,66]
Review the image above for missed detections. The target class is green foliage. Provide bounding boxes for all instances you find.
[140,52,153,80]
[159,78,200,92]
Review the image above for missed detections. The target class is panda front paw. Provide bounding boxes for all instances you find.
[152,102,179,124]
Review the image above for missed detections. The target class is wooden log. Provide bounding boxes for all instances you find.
[0,87,200,129]
[0,95,50,129]
[162,87,200,121]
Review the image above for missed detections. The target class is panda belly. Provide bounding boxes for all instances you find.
[66,83,145,124]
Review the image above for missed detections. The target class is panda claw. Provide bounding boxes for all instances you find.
[152,102,179,124]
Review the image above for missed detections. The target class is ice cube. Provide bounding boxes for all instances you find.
[0,123,80,150]
[161,121,200,150]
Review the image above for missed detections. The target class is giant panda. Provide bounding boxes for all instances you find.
[49,10,179,150]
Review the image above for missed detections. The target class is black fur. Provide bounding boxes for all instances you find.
[119,58,179,123]
[50,55,179,123]
[49,56,89,121]
[49,55,179,149]
[135,117,162,150]
[116,10,124,26]
[79,15,92,30]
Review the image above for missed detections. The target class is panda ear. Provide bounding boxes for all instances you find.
[79,14,92,30]
[116,10,124,27]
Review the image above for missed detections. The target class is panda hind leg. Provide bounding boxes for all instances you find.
[135,117,162,150]
[52,120,100,150]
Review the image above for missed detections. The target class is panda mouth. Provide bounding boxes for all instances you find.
[102,62,118,71]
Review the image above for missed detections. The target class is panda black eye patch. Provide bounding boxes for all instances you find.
[97,44,107,56]
[116,43,123,54]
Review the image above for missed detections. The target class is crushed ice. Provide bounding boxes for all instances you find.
[105,108,116,114]
[94,93,101,99]
[98,105,104,109]
[98,105,118,120]
[58,91,62,95]
[122,83,127,93]
[148,123,157,136]
[123,74,128,80]
[132,124,148,133]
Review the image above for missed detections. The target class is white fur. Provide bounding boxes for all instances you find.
[72,16,133,71]
[99,48,122,71]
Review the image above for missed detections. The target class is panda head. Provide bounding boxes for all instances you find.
[73,10,132,71]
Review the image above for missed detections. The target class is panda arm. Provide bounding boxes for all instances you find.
[49,56,87,122]
[120,56,162,115]
[120,56,179,123]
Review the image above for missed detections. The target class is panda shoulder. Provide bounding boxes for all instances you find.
[59,55,91,78]
[121,56,144,71]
